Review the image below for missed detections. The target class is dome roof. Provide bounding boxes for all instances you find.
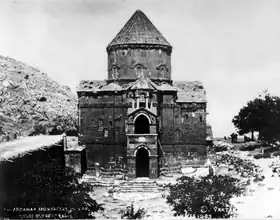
[107,10,171,50]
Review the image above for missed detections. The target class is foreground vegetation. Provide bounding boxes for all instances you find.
[1,160,103,219]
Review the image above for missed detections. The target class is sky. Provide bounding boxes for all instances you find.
[1,0,280,138]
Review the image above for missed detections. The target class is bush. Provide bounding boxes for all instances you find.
[214,153,261,177]
[254,152,271,159]
[29,123,47,136]
[263,146,279,153]
[253,154,263,159]
[1,161,104,219]
[211,141,233,153]
[239,142,261,151]
[65,126,78,136]
[166,175,245,218]
[28,115,78,136]
[273,151,280,157]
[120,203,146,219]
[49,126,63,135]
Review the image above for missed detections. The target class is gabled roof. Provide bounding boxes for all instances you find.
[125,76,159,90]
[127,107,157,118]
[158,83,177,92]
[107,9,171,49]
[173,81,207,103]
[100,82,123,91]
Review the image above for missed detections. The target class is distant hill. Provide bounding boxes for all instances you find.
[0,55,77,136]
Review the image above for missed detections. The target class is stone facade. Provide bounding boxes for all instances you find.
[77,10,208,179]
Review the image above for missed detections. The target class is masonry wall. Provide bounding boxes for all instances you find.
[159,102,207,164]
[78,93,129,168]
[107,48,171,82]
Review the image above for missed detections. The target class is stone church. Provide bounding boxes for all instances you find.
[77,10,208,179]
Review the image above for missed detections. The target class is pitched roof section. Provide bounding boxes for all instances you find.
[126,76,159,90]
[173,81,207,103]
[77,80,207,103]
[158,83,177,91]
[100,82,123,91]
[77,80,106,92]
[107,10,171,49]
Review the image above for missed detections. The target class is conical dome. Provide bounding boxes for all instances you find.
[107,10,172,50]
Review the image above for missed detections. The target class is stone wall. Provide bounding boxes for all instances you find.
[160,105,207,145]
[107,48,171,83]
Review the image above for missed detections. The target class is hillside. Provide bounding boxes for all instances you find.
[0,55,77,136]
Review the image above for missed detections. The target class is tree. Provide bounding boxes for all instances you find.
[166,175,245,218]
[233,91,280,144]
[1,160,103,219]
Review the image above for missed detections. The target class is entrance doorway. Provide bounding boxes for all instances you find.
[134,114,150,134]
[136,147,149,177]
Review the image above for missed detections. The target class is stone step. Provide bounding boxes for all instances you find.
[124,185,158,188]
[119,189,161,193]
[123,181,157,184]
[101,168,128,173]
[160,166,181,169]
[120,186,158,189]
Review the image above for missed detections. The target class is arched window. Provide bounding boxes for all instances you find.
[112,66,119,79]
[136,66,142,73]
[134,115,150,134]
[135,64,144,78]
[160,67,165,77]
[98,119,104,131]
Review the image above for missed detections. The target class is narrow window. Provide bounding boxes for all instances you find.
[140,102,145,108]
[98,119,104,131]
[104,129,108,137]
[199,115,203,122]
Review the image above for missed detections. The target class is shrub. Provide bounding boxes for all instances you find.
[65,126,78,136]
[214,153,262,178]
[264,146,279,153]
[254,152,271,159]
[166,175,245,218]
[273,151,280,157]
[120,203,146,219]
[239,142,261,151]
[29,123,47,136]
[254,154,263,159]
[49,126,63,135]
[210,141,233,153]
[1,161,104,219]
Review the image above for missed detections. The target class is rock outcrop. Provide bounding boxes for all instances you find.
[0,55,77,136]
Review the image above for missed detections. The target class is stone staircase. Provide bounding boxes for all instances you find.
[80,175,123,187]
[117,178,162,193]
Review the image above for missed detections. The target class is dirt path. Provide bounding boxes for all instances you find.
[232,158,280,218]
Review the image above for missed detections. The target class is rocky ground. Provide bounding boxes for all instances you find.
[90,142,280,219]
[0,55,77,136]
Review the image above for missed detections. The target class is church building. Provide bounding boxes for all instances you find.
[77,10,208,179]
